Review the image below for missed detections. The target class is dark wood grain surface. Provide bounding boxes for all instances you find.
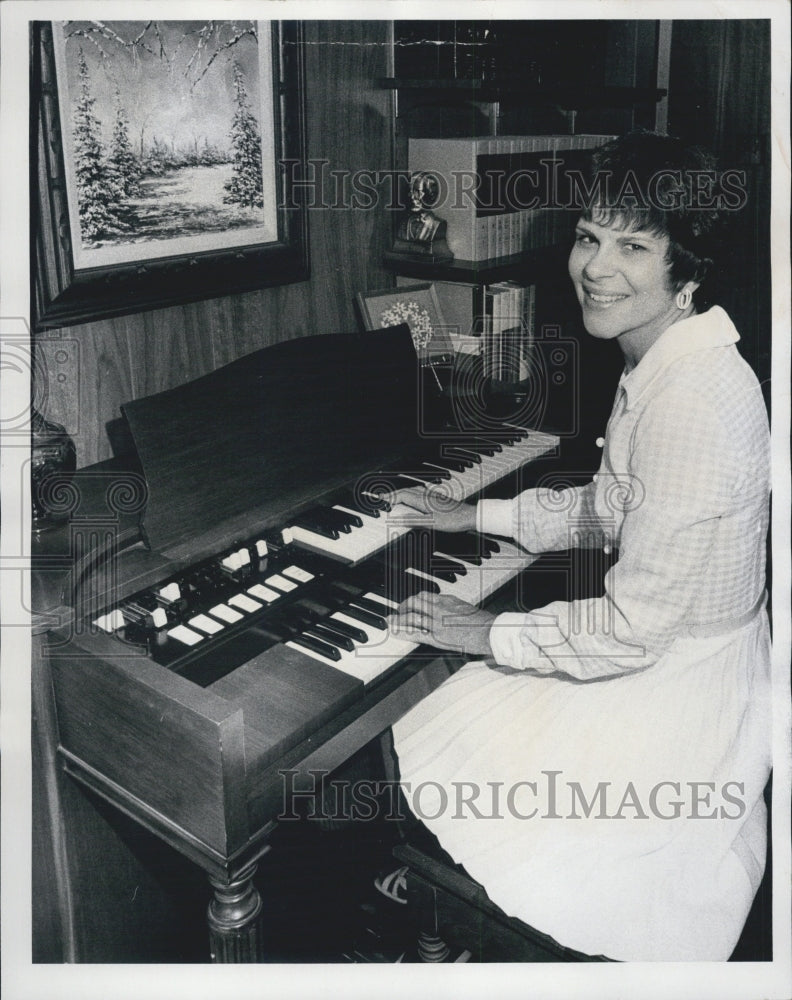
[121,325,417,552]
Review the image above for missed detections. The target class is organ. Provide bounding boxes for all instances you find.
[32,324,558,961]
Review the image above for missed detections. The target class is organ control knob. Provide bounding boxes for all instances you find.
[158,582,181,603]
[151,607,168,629]
[93,608,126,633]
[221,547,253,573]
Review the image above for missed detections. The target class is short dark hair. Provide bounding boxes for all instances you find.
[579,130,727,293]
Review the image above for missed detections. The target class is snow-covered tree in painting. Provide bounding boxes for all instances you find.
[108,90,142,198]
[224,63,264,208]
[72,50,125,242]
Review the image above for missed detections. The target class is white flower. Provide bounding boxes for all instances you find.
[379,300,434,350]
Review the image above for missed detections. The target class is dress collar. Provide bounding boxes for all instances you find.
[619,306,739,410]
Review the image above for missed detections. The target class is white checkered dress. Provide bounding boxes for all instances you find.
[395,307,772,960]
[480,306,770,678]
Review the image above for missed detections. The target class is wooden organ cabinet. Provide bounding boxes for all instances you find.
[32,326,562,962]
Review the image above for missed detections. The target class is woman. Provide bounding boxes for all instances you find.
[389,132,771,962]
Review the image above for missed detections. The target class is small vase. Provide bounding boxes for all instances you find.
[31,409,76,533]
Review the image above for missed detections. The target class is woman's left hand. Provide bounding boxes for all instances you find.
[389,593,496,657]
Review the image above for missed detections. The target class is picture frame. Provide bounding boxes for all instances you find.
[31,20,309,331]
[355,282,455,364]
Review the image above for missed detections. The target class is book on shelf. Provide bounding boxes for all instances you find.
[408,134,614,262]
[480,281,535,382]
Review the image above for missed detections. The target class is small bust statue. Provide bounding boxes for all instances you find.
[391,171,453,260]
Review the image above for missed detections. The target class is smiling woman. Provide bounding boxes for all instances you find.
[567,131,721,367]
[568,220,697,366]
[390,130,772,962]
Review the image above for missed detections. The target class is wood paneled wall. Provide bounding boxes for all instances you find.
[667,20,771,396]
[37,21,395,468]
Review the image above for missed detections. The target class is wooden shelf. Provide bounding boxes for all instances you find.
[378,78,667,110]
[383,244,569,284]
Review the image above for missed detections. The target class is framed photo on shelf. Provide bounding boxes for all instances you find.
[31,19,309,330]
[355,282,454,364]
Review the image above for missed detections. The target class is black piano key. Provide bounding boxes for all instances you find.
[444,447,480,465]
[344,605,388,631]
[430,457,470,473]
[350,595,395,617]
[316,507,355,534]
[431,555,468,576]
[402,470,447,485]
[259,605,314,643]
[422,566,457,583]
[379,572,441,604]
[480,535,501,556]
[291,512,340,540]
[331,506,364,528]
[392,474,432,490]
[345,496,381,517]
[358,489,393,513]
[433,531,484,565]
[417,463,452,480]
[307,507,354,535]
[321,616,369,644]
[353,593,395,615]
[471,441,503,456]
[305,623,356,652]
[291,633,343,662]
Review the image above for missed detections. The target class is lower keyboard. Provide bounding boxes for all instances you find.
[286,538,535,684]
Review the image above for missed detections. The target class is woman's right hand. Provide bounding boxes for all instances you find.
[392,487,478,533]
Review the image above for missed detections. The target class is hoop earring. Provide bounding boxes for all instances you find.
[676,288,692,310]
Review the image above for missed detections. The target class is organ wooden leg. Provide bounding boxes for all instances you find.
[207,864,264,962]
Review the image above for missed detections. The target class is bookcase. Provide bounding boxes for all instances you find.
[379,19,669,436]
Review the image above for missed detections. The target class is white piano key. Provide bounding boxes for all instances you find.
[263,573,298,593]
[167,624,203,646]
[237,548,251,566]
[282,537,538,686]
[188,613,224,635]
[228,593,263,613]
[247,583,281,603]
[362,590,398,610]
[209,603,244,624]
[221,553,242,571]
[255,539,268,557]
[286,629,418,685]
[282,565,314,583]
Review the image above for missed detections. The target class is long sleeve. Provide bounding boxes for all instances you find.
[477,479,605,552]
[487,369,761,681]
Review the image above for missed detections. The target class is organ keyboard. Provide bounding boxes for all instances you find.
[285,427,556,564]
[37,325,558,961]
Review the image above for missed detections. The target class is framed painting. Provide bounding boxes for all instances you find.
[356,283,455,364]
[31,20,309,330]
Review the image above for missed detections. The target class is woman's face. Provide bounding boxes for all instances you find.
[568,215,687,363]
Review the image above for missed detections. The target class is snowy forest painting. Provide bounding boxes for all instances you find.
[52,20,278,269]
